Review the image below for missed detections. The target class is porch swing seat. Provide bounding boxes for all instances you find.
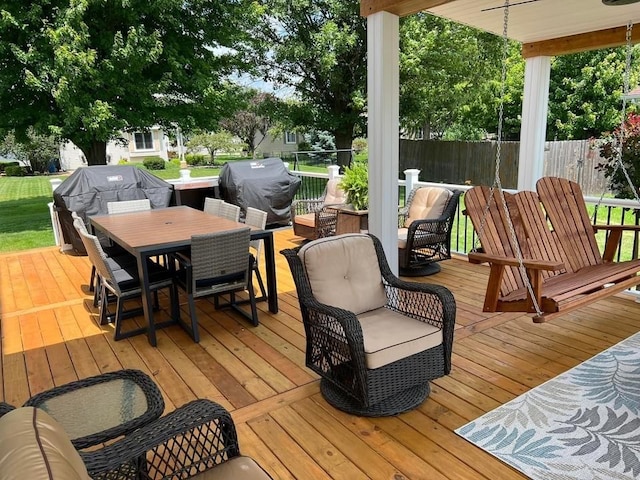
[464,177,640,322]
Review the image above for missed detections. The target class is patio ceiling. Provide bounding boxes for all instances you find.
[361,0,640,57]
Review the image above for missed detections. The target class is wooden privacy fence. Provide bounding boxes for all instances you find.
[400,139,609,195]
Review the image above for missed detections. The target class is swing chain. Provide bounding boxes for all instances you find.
[473,0,544,317]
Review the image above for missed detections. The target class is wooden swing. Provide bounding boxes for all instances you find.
[464,4,640,322]
[465,177,640,322]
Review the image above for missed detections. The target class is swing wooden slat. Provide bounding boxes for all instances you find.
[464,177,640,323]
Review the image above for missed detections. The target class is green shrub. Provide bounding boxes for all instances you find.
[0,161,19,173]
[185,153,210,166]
[142,156,166,170]
[169,158,181,168]
[5,165,26,176]
[117,158,129,165]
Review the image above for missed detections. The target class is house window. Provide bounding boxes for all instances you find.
[134,132,154,151]
[284,131,297,145]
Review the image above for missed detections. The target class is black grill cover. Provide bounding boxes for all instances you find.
[53,165,174,253]
[218,158,301,226]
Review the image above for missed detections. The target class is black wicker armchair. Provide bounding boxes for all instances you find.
[281,233,456,416]
[398,187,462,276]
[291,178,347,240]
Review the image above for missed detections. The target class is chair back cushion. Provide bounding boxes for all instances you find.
[0,407,90,480]
[405,187,452,227]
[324,179,347,205]
[298,234,387,314]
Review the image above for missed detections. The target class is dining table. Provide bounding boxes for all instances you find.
[89,206,278,347]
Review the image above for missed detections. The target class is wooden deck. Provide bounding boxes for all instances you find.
[2,228,640,479]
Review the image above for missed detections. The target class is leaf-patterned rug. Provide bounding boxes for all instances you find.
[455,331,640,480]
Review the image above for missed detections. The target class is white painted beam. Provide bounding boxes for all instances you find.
[367,11,400,273]
[517,56,551,191]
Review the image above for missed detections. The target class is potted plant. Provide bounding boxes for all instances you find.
[340,161,369,211]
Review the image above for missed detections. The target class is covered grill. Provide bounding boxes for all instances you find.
[53,165,174,253]
[218,158,301,226]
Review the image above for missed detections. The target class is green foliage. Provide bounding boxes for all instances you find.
[4,165,26,176]
[352,137,367,154]
[186,130,240,162]
[169,158,181,168]
[117,158,129,165]
[244,1,367,155]
[340,161,368,210]
[399,14,503,140]
[0,161,19,173]
[0,1,253,164]
[185,153,211,167]
[0,129,60,173]
[595,113,640,199]
[220,91,276,158]
[142,156,165,170]
[548,47,640,140]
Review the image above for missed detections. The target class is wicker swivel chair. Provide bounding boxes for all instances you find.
[291,178,347,240]
[74,219,180,341]
[281,233,456,416]
[398,187,462,276]
[173,228,258,342]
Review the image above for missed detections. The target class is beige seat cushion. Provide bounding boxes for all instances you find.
[325,178,347,205]
[298,234,387,315]
[192,456,272,479]
[0,407,90,480]
[398,228,409,249]
[358,308,443,369]
[405,187,452,227]
[294,212,316,228]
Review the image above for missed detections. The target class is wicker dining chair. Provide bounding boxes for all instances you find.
[74,219,180,341]
[173,227,258,342]
[203,197,224,216]
[244,207,268,302]
[218,201,241,222]
[281,233,456,416]
[106,199,151,214]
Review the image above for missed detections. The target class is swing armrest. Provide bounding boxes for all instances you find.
[468,252,564,271]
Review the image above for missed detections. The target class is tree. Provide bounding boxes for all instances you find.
[0,129,60,174]
[399,13,503,140]
[244,0,367,167]
[186,130,241,164]
[0,1,252,165]
[220,91,276,158]
[547,47,640,140]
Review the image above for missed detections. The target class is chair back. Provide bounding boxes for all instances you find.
[73,219,121,294]
[218,202,241,222]
[297,234,387,314]
[71,211,88,234]
[404,187,452,227]
[324,178,347,205]
[107,199,151,214]
[203,197,224,216]
[245,207,267,256]
[190,228,252,296]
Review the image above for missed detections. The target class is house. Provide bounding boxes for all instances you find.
[59,127,170,171]
[254,130,303,158]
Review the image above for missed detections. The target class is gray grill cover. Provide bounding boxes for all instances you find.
[218,158,301,225]
[53,165,174,253]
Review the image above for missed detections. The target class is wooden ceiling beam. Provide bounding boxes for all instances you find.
[523,25,640,58]
[360,0,455,18]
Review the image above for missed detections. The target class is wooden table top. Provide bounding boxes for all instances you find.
[90,206,254,251]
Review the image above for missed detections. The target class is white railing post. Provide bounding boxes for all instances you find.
[404,169,420,203]
[327,164,340,180]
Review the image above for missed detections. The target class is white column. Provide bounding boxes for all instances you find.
[367,11,400,273]
[518,56,551,191]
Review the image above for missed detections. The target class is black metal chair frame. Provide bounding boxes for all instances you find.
[398,188,462,276]
[281,233,456,416]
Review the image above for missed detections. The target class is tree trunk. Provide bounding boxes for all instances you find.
[334,130,353,168]
[82,140,108,166]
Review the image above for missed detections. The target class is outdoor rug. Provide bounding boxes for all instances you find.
[455,331,640,480]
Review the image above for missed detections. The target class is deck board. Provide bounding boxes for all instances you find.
[2,228,640,479]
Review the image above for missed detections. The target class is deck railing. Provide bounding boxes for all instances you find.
[290,168,640,265]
